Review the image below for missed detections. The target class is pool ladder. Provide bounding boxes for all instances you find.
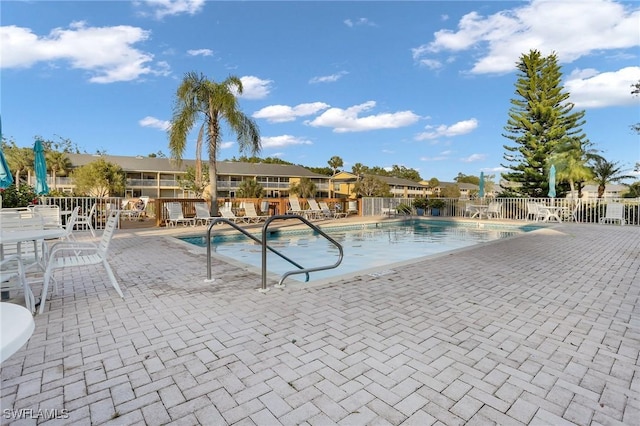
[205,214,344,292]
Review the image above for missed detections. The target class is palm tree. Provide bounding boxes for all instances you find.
[549,138,595,198]
[290,177,316,198]
[328,156,343,174]
[590,156,634,198]
[46,151,72,190]
[237,179,264,198]
[169,72,261,215]
[6,145,33,189]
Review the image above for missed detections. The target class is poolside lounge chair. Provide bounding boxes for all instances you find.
[39,210,124,314]
[122,196,149,221]
[600,203,625,225]
[243,203,268,222]
[220,208,247,224]
[305,199,324,219]
[194,202,217,226]
[287,197,307,216]
[165,202,195,227]
[319,201,346,219]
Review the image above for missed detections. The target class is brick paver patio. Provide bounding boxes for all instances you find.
[1,220,638,425]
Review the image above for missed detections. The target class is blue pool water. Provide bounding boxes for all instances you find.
[180,221,537,283]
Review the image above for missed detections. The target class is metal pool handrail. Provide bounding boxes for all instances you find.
[262,215,344,291]
[205,217,310,283]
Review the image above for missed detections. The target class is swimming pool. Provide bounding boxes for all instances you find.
[179,220,538,284]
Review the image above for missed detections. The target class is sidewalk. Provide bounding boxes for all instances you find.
[1,222,638,425]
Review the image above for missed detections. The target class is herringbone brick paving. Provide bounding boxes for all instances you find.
[1,221,638,425]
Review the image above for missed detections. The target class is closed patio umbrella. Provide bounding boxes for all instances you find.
[478,171,485,198]
[0,116,14,190]
[34,139,49,195]
[548,164,556,204]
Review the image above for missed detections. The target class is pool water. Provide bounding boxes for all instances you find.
[180,221,536,283]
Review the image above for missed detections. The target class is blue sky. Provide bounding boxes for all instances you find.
[1,0,639,182]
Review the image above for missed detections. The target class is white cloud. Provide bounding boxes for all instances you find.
[566,66,640,108]
[135,0,206,20]
[219,141,234,149]
[420,156,449,162]
[344,18,377,27]
[306,101,420,133]
[0,22,168,83]
[461,153,487,163]
[309,71,349,84]
[139,116,170,131]
[238,76,273,99]
[253,102,330,123]
[187,49,213,57]
[261,135,313,149]
[413,0,640,74]
[415,118,478,140]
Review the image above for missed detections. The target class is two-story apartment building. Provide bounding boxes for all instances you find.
[45,154,331,198]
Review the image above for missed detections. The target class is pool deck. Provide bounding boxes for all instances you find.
[1,218,638,425]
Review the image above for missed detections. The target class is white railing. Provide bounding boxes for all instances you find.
[362,197,640,226]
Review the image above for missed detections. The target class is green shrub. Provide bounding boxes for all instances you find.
[0,184,38,208]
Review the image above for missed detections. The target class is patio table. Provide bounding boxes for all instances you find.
[0,302,35,363]
[470,204,489,219]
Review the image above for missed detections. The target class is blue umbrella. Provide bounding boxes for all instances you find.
[34,139,49,195]
[548,164,557,199]
[0,116,14,189]
[478,171,485,198]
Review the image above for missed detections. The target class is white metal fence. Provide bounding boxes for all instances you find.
[362,197,640,226]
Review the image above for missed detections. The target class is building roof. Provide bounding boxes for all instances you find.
[65,154,328,178]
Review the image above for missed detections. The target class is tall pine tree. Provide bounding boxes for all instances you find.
[501,50,588,197]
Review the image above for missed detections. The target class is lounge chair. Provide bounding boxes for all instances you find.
[319,201,346,219]
[220,208,247,224]
[194,202,217,226]
[305,199,324,219]
[164,202,195,227]
[39,210,124,314]
[243,203,268,222]
[287,197,307,216]
[600,203,625,225]
[122,196,149,221]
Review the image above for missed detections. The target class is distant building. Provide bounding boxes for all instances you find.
[35,153,330,198]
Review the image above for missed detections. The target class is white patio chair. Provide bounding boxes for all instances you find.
[600,203,625,225]
[39,210,124,314]
[287,197,306,216]
[526,202,548,221]
[194,202,217,226]
[486,201,503,219]
[305,199,324,220]
[319,201,343,219]
[1,255,36,314]
[164,202,195,227]
[243,203,268,223]
[220,208,247,224]
[31,205,62,229]
[0,210,47,274]
[75,203,96,237]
